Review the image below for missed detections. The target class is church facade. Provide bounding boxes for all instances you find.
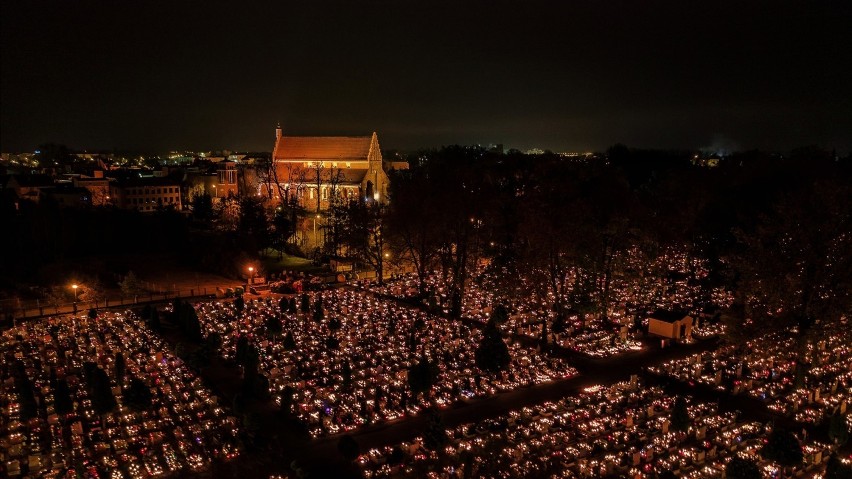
[270,125,391,212]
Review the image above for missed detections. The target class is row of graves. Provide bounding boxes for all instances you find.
[647,323,852,426]
[368,270,644,358]
[357,379,839,479]
[0,312,240,478]
[369,248,731,358]
[192,289,578,438]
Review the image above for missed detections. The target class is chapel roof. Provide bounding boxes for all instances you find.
[273,135,374,161]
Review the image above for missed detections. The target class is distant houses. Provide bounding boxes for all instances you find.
[1,130,408,221]
[0,153,252,212]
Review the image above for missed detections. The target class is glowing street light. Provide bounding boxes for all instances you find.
[313,214,320,244]
[72,284,79,301]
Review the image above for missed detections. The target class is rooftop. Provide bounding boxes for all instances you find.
[650,309,690,323]
[273,135,374,161]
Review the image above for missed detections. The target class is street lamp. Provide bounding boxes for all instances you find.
[313,214,320,246]
[247,267,254,287]
[72,284,78,301]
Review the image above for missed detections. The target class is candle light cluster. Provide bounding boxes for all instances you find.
[0,312,240,478]
[192,289,578,438]
[647,322,852,425]
[369,248,731,357]
[357,380,835,479]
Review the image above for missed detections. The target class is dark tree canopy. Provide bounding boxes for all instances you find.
[475,320,511,374]
[124,377,153,411]
[824,454,852,479]
[337,434,360,462]
[423,408,449,451]
[733,179,852,332]
[761,428,803,468]
[407,353,440,396]
[84,362,117,414]
[725,456,762,479]
[670,395,691,432]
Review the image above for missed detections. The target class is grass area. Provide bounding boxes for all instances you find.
[260,250,328,275]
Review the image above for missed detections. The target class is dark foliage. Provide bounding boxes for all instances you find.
[84,362,117,414]
[266,314,283,337]
[114,352,125,385]
[300,293,310,313]
[282,331,296,351]
[825,454,852,479]
[53,378,74,416]
[761,428,803,468]
[725,456,761,479]
[829,413,850,445]
[476,320,511,374]
[337,434,360,462]
[407,353,440,396]
[423,408,449,451]
[124,377,153,411]
[670,395,691,432]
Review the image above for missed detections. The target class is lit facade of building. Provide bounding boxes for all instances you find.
[648,310,694,340]
[110,178,183,212]
[186,160,239,201]
[72,171,111,206]
[270,126,391,212]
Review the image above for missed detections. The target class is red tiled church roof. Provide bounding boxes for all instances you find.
[273,136,373,161]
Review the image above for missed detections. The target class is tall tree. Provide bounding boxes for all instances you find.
[475,319,511,374]
[238,195,269,255]
[191,192,214,223]
[519,160,587,318]
[119,271,145,297]
[407,352,440,397]
[386,166,442,296]
[761,428,803,469]
[725,457,762,479]
[114,352,125,385]
[733,178,852,333]
[425,146,494,317]
[670,395,691,432]
[339,200,389,284]
[422,408,449,451]
[124,377,153,411]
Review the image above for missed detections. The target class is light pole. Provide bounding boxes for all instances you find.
[313,214,320,249]
[247,267,254,290]
[72,284,78,302]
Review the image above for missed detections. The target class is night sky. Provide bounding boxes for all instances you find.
[2,1,851,154]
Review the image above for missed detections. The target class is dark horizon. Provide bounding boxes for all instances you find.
[3,1,851,154]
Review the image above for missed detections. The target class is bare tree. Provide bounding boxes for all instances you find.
[386,169,441,297]
[339,201,389,284]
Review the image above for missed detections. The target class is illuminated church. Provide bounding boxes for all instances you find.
[271,125,395,212]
